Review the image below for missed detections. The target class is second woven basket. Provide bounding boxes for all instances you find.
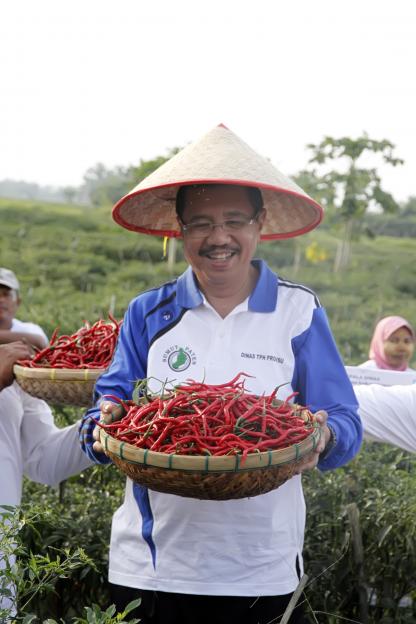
[13,364,104,407]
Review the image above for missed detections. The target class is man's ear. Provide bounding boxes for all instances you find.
[176,215,185,234]
[257,208,267,230]
[15,294,21,307]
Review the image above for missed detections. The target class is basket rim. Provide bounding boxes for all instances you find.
[100,425,321,473]
[13,364,105,381]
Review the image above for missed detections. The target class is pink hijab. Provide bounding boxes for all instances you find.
[369,315,415,370]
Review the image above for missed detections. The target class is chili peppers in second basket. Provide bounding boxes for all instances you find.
[18,314,122,369]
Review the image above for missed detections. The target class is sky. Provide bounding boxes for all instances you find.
[1,0,415,202]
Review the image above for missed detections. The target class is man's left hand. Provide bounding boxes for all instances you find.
[293,410,331,474]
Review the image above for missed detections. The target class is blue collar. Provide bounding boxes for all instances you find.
[176,259,277,312]
[177,267,203,308]
[248,259,277,312]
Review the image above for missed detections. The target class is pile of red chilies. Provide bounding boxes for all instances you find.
[98,373,316,460]
[19,314,122,369]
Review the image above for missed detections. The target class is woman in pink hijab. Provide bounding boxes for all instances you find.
[360,316,415,371]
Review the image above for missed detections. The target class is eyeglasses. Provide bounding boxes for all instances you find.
[180,215,258,239]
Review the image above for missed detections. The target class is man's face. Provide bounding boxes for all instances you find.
[179,185,264,293]
[0,286,20,329]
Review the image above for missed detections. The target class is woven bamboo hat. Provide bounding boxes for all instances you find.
[112,124,323,240]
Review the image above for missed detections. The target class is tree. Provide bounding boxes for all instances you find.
[82,163,133,207]
[293,169,337,219]
[401,195,416,216]
[62,186,78,204]
[298,135,403,270]
[81,149,182,266]
[128,147,180,185]
[81,148,181,208]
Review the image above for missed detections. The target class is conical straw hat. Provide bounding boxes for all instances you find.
[112,124,323,240]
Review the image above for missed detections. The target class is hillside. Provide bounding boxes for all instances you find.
[2,197,416,622]
[1,197,415,365]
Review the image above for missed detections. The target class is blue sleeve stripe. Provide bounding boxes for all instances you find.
[78,408,111,465]
[133,484,157,569]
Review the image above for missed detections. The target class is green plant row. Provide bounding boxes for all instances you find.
[1,198,415,365]
[2,441,414,622]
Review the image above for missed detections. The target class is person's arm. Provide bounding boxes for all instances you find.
[355,383,416,452]
[19,387,93,485]
[0,342,34,390]
[79,301,149,463]
[0,329,48,350]
[292,307,363,470]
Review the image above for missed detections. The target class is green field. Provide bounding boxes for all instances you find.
[1,197,415,366]
[1,198,416,622]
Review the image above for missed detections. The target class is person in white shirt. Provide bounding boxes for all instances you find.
[0,268,48,351]
[0,342,93,614]
[0,270,94,613]
[355,383,416,452]
[0,271,93,506]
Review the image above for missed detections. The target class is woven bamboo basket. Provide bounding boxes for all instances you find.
[99,425,321,500]
[13,364,104,407]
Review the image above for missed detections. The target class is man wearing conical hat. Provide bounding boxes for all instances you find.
[81,125,362,623]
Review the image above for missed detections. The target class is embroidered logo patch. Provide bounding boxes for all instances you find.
[163,346,197,372]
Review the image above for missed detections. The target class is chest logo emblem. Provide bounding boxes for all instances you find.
[163,345,196,373]
[168,348,191,371]
[163,345,197,372]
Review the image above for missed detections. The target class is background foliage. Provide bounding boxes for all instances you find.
[1,196,415,366]
[1,195,416,622]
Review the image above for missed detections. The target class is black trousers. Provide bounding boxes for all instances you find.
[109,583,308,624]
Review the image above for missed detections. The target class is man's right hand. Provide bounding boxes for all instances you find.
[92,401,124,454]
[0,341,34,390]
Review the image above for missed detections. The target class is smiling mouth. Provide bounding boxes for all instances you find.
[200,248,238,260]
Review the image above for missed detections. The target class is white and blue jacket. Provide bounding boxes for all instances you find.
[80,259,361,596]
